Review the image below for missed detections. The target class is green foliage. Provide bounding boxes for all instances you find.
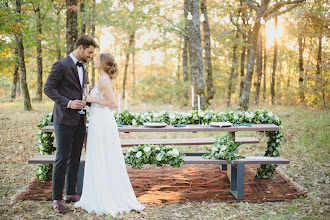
[37,108,283,179]
[203,135,244,163]
[124,144,184,169]
[35,112,54,180]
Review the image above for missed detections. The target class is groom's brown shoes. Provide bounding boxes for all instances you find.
[53,200,66,214]
[64,194,80,203]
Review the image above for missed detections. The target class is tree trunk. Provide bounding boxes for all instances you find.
[188,0,205,110]
[56,8,62,60]
[240,21,262,110]
[255,32,263,106]
[66,0,78,55]
[263,25,267,102]
[90,0,96,88]
[122,33,135,98]
[15,0,32,111]
[132,33,136,95]
[80,0,86,35]
[35,6,43,102]
[239,40,246,99]
[227,32,238,108]
[316,33,322,75]
[201,0,213,105]
[298,34,305,103]
[11,48,19,99]
[182,0,189,106]
[271,16,278,105]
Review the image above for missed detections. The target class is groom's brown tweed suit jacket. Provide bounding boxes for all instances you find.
[44,56,88,126]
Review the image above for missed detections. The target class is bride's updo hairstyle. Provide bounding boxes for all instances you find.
[100,53,118,80]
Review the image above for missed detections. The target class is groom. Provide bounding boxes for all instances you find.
[44,35,98,214]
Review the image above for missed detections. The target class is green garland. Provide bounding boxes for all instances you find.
[36,109,283,180]
[124,144,184,169]
[36,112,54,181]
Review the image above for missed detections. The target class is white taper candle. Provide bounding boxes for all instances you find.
[197,95,200,114]
[125,90,127,110]
[117,93,121,113]
[191,86,194,108]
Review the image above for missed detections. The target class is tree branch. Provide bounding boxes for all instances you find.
[245,0,260,14]
[264,2,303,22]
[264,0,305,18]
[162,15,188,38]
[230,13,249,39]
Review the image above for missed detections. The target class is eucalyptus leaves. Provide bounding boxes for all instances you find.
[124,144,184,169]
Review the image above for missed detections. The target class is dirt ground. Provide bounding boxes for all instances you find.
[0,101,329,219]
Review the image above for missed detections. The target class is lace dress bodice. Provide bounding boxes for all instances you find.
[89,77,113,109]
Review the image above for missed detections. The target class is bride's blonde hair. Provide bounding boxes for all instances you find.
[100,53,118,80]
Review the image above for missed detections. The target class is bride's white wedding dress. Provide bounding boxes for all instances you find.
[75,77,145,217]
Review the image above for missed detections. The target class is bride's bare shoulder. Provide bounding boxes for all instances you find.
[99,76,113,89]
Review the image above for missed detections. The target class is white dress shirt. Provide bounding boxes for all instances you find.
[67,53,84,108]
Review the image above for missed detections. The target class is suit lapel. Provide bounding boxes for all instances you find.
[67,56,82,90]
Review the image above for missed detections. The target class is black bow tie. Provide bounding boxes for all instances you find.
[76,62,83,67]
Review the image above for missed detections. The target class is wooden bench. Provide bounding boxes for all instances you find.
[28,154,289,200]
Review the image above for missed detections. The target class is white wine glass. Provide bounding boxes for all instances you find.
[79,84,90,114]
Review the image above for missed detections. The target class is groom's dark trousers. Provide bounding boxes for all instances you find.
[52,115,85,200]
[44,55,88,200]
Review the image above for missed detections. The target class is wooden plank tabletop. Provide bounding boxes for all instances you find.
[42,124,279,133]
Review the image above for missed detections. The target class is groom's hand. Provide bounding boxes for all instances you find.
[69,100,86,109]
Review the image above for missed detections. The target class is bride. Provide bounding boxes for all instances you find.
[74,53,145,217]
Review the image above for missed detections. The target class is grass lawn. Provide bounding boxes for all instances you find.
[0,99,329,219]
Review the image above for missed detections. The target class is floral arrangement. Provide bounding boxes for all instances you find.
[124,144,184,169]
[203,135,244,163]
[36,109,282,179]
[36,112,54,181]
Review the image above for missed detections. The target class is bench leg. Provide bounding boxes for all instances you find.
[219,164,227,170]
[77,161,85,197]
[228,161,245,200]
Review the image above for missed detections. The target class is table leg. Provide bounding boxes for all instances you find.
[77,161,85,196]
[229,161,245,200]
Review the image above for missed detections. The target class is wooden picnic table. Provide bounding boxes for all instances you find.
[32,123,286,200]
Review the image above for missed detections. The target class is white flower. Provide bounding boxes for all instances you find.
[234,115,239,120]
[212,146,217,152]
[156,154,162,161]
[136,151,142,158]
[220,145,227,151]
[144,146,151,152]
[132,119,137,127]
[187,113,192,117]
[172,149,179,157]
[167,151,173,156]
[267,112,273,117]
[146,116,151,120]
[153,113,159,118]
[169,113,175,119]
[38,169,43,174]
[276,139,280,143]
[198,111,205,117]
[155,146,160,151]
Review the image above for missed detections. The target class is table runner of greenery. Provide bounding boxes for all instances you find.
[36,109,282,180]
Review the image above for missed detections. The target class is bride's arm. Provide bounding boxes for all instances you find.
[85,80,118,109]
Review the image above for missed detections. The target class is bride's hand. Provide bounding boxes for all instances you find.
[85,96,93,103]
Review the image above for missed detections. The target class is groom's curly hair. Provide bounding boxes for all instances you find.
[75,35,98,49]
